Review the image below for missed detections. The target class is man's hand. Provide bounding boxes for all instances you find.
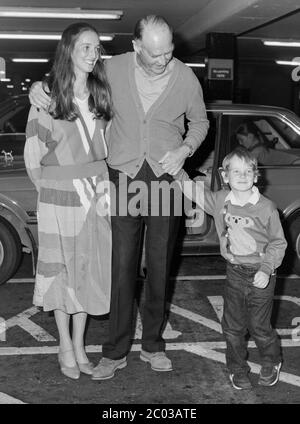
[253,271,269,289]
[159,145,190,175]
[29,81,51,110]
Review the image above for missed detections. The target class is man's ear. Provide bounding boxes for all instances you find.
[132,39,140,53]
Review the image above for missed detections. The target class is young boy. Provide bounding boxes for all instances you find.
[176,146,287,390]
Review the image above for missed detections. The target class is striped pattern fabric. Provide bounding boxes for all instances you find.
[24,105,111,315]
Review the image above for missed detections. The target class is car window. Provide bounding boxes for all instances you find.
[228,115,300,166]
[0,103,30,133]
[0,102,30,159]
[267,117,300,149]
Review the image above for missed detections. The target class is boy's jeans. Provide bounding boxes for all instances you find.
[222,262,281,374]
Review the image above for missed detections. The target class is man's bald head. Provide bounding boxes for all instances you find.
[133,15,174,76]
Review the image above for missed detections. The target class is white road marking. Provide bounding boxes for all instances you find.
[275,295,300,307]
[172,275,226,280]
[0,307,56,342]
[207,295,224,321]
[170,303,223,333]
[8,274,300,283]
[134,310,182,339]
[1,339,300,356]
[172,274,300,281]
[0,392,26,404]
[7,278,35,283]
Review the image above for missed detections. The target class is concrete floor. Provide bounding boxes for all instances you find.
[0,255,300,405]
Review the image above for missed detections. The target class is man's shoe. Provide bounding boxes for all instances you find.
[258,362,282,387]
[140,350,172,372]
[229,371,252,390]
[91,357,127,380]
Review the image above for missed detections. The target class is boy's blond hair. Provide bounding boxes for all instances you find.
[222,146,259,176]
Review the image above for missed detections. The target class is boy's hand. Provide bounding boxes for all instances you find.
[253,271,269,289]
[29,81,51,110]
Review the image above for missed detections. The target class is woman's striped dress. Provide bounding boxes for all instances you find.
[24,101,111,315]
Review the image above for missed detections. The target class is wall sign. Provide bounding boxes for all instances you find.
[208,58,233,80]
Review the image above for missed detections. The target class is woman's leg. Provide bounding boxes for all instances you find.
[72,312,89,364]
[54,309,76,367]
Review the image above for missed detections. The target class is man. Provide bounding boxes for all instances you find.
[29,15,209,380]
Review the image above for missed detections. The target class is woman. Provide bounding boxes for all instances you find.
[24,22,113,379]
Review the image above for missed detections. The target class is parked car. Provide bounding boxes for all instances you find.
[179,102,300,275]
[0,95,37,284]
[0,95,300,284]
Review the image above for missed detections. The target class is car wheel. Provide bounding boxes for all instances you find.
[286,213,300,276]
[0,220,22,285]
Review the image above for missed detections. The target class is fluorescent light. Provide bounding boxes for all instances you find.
[99,35,114,42]
[0,7,123,20]
[0,33,114,41]
[12,58,49,63]
[0,33,60,40]
[25,79,31,82]
[0,78,10,82]
[276,60,300,66]
[102,55,113,59]
[7,85,14,88]
[264,40,300,47]
[185,63,205,68]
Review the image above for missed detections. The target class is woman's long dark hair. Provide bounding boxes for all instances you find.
[45,22,112,121]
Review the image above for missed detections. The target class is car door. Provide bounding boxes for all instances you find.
[0,97,37,210]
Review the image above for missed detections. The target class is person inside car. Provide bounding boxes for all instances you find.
[235,121,300,165]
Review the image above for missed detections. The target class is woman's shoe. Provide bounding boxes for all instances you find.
[58,350,80,380]
[73,345,94,375]
[77,361,94,375]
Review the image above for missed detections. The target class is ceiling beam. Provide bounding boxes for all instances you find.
[175,0,300,54]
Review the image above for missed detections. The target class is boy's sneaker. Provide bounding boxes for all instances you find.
[258,362,282,387]
[229,371,252,390]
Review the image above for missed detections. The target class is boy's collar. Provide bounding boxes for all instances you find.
[225,185,260,206]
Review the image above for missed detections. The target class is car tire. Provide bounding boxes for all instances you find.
[0,219,22,285]
[285,213,300,276]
